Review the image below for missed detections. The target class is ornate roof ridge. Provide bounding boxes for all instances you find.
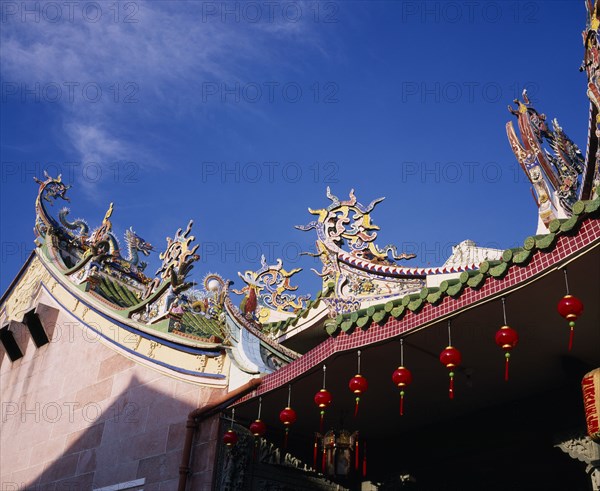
[263,197,600,337]
[224,295,300,361]
[234,204,600,404]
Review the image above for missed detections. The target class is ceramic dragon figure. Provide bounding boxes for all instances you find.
[581,0,600,199]
[142,220,200,305]
[58,207,89,239]
[233,255,310,322]
[297,188,415,264]
[33,173,153,282]
[296,188,422,299]
[506,90,585,230]
[84,203,154,280]
[33,172,72,240]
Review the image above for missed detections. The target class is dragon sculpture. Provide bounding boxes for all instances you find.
[143,220,200,302]
[506,90,585,228]
[33,172,72,240]
[58,207,89,238]
[296,188,423,300]
[85,204,153,275]
[77,203,154,283]
[505,0,600,226]
[33,173,153,281]
[582,0,600,199]
[297,188,414,264]
[233,255,310,322]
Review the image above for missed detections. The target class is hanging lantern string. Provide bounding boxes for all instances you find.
[322,364,327,388]
[357,350,361,373]
[563,269,570,295]
[501,299,510,382]
[257,397,262,420]
[230,408,235,429]
[287,384,292,407]
[400,338,404,365]
[448,320,452,345]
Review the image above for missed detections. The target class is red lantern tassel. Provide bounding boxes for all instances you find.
[320,411,324,433]
[283,428,289,449]
[322,447,326,474]
[449,373,454,400]
[362,441,367,477]
[400,391,405,416]
[354,397,360,417]
[355,438,359,470]
[313,436,318,469]
[504,353,510,382]
[568,324,574,351]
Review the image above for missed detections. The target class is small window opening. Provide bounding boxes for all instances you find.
[24,310,49,347]
[0,326,23,362]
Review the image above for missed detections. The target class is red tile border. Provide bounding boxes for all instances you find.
[235,217,600,404]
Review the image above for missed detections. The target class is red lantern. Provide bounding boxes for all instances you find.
[314,388,333,408]
[349,351,368,417]
[279,406,297,426]
[349,374,368,417]
[249,419,266,437]
[495,325,518,381]
[314,365,332,432]
[314,388,332,432]
[440,346,461,399]
[249,397,266,461]
[223,428,238,447]
[279,406,297,448]
[557,294,584,351]
[392,366,412,415]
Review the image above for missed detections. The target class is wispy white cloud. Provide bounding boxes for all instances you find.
[1,0,325,191]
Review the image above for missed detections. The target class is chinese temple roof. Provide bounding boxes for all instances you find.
[2,0,600,401]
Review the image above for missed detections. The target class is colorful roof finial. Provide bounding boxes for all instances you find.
[506,90,585,228]
[296,188,423,301]
[234,256,310,321]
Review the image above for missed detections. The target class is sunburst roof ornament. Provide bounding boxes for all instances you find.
[296,187,416,265]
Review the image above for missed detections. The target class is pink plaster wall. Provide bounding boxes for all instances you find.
[0,300,224,490]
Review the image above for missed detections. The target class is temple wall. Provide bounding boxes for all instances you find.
[1,275,224,490]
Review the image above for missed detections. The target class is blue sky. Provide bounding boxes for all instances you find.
[0,1,590,297]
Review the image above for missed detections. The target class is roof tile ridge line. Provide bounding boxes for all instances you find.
[235,211,600,402]
[87,289,130,311]
[223,295,300,360]
[171,330,220,344]
[232,336,336,405]
[239,229,600,402]
[38,283,226,378]
[272,302,330,339]
[329,210,600,335]
[38,256,224,352]
[37,244,152,316]
[338,251,476,276]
